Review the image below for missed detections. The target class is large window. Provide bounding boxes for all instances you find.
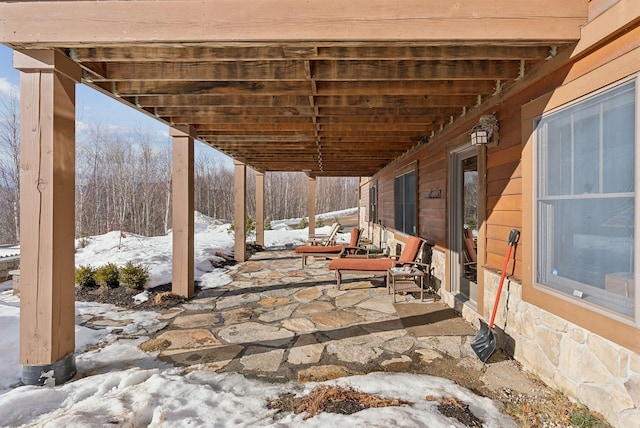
[394,169,416,235]
[535,80,636,318]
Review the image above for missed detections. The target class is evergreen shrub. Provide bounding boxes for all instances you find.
[95,263,120,288]
[119,262,149,290]
[75,265,96,288]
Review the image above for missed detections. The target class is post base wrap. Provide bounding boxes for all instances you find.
[21,352,77,386]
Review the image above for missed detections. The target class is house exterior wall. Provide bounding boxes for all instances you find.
[359,1,640,424]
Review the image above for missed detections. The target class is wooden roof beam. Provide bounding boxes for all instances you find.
[315,115,450,124]
[0,1,587,44]
[102,79,498,97]
[316,80,497,96]
[195,123,317,132]
[169,115,450,125]
[316,107,465,116]
[134,94,313,107]
[153,106,317,116]
[99,80,312,96]
[317,137,421,143]
[169,116,315,125]
[315,95,479,108]
[84,59,525,82]
[67,44,556,62]
[135,94,480,108]
[200,135,316,142]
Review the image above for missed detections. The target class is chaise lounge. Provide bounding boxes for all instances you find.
[294,227,362,268]
[327,235,428,289]
[306,222,340,246]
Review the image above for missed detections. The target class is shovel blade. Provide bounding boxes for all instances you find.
[471,320,496,363]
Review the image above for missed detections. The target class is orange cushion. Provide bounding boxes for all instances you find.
[348,227,360,247]
[399,236,421,262]
[328,257,394,271]
[295,245,344,254]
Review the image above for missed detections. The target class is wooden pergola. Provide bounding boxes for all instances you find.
[0,0,588,386]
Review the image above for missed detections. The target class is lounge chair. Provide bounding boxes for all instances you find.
[328,235,427,289]
[306,222,340,246]
[295,227,361,268]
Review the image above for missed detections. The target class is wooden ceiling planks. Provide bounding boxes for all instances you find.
[0,0,589,176]
[70,44,566,176]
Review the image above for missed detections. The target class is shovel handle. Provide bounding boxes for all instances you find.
[488,229,519,329]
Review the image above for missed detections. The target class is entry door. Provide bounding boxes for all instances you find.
[450,145,479,307]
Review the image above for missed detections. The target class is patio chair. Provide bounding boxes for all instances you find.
[295,227,362,268]
[306,222,340,246]
[328,235,428,289]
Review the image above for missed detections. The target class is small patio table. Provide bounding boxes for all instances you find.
[386,266,428,303]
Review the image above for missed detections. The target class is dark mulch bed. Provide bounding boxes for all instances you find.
[74,247,252,310]
[435,396,484,427]
[267,385,410,420]
[75,283,188,310]
[268,386,488,426]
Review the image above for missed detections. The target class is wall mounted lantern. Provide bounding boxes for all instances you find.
[470,114,499,146]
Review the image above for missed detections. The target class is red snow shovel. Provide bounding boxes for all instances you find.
[471,229,520,363]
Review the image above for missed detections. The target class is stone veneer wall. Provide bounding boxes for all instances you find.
[431,247,640,427]
[0,257,19,282]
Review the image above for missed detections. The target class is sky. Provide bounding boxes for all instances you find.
[0,209,517,427]
[0,44,232,168]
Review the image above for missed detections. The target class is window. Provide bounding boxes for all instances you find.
[535,80,636,318]
[369,184,378,223]
[394,169,416,235]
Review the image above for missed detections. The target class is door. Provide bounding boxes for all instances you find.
[449,145,479,307]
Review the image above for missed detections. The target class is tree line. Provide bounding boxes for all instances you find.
[0,90,358,244]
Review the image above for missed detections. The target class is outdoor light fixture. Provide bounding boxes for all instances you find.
[470,114,499,146]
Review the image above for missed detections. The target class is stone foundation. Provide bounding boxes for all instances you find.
[9,270,19,295]
[0,256,19,282]
[431,245,640,427]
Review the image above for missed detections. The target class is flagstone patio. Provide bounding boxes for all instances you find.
[136,249,548,399]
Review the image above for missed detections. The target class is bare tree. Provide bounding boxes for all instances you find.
[75,123,172,237]
[0,93,359,244]
[0,87,20,243]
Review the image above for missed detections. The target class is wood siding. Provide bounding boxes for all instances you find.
[363,18,640,282]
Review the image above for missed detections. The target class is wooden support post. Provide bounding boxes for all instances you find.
[307,177,316,236]
[171,126,195,298]
[233,160,247,262]
[14,49,81,386]
[255,171,265,248]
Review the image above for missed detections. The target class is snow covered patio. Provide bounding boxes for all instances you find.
[1,244,551,426]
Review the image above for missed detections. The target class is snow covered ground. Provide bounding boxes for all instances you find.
[0,208,515,427]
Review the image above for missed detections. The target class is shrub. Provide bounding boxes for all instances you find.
[333,217,343,232]
[228,215,257,237]
[316,218,325,228]
[246,215,256,236]
[297,217,309,229]
[94,263,120,288]
[119,262,149,290]
[77,231,91,249]
[264,217,272,230]
[75,265,96,288]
